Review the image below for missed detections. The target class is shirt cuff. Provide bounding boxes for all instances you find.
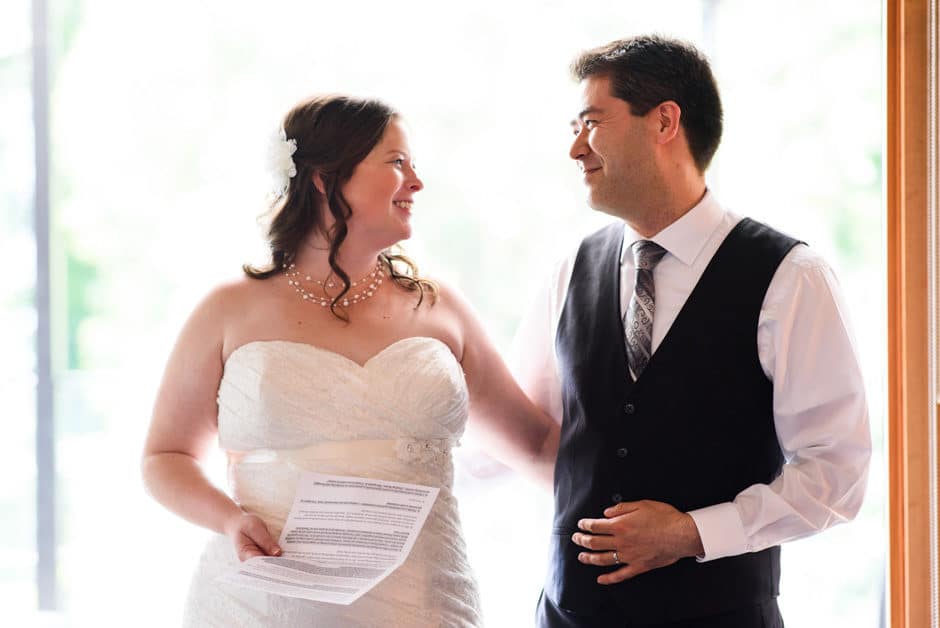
[687,502,749,562]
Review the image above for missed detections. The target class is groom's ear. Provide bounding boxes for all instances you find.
[311,170,327,195]
[652,101,682,144]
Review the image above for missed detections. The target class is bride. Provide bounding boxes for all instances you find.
[141,94,559,627]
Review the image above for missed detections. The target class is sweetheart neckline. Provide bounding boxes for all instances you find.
[224,335,460,370]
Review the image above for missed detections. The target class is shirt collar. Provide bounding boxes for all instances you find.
[620,189,725,267]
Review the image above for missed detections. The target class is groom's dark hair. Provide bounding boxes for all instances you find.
[571,35,723,172]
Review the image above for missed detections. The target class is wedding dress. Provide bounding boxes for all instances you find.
[182,337,483,627]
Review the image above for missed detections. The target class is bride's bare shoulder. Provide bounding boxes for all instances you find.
[170,275,277,357]
[219,273,274,296]
[429,277,477,318]
[191,274,277,320]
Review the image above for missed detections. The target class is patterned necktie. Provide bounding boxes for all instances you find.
[624,240,668,381]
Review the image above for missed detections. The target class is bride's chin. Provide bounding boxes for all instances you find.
[394,223,412,241]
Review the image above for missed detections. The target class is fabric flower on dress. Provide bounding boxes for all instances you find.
[265,126,298,201]
[395,437,452,467]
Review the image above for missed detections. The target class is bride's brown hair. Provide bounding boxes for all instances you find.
[244,94,436,320]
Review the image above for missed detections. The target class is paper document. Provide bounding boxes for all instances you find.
[218,471,439,604]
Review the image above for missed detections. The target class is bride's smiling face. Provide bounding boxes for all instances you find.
[341,119,423,248]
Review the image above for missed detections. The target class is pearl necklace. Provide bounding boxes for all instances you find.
[284,260,385,308]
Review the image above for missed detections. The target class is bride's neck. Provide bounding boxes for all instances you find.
[291,235,382,282]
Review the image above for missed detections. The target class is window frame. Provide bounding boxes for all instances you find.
[886,0,940,626]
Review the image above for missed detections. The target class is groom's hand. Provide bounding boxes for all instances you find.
[570,500,704,584]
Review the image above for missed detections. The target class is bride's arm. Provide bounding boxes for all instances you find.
[439,282,559,488]
[141,284,281,560]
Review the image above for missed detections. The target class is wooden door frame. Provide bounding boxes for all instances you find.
[887,0,939,626]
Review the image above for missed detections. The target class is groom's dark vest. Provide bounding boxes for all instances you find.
[545,218,800,625]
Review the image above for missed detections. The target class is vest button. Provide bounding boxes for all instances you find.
[623,403,635,415]
[616,447,629,458]
[611,493,623,503]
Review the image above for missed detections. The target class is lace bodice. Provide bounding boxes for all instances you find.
[217,337,468,451]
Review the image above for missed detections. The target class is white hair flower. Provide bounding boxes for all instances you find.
[265,126,298,201]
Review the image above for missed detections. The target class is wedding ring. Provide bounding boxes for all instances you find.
[612,551,620,565]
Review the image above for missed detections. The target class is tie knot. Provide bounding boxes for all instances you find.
[631,240,667,271]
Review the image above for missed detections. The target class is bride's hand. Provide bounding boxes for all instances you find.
[224,512,282,562]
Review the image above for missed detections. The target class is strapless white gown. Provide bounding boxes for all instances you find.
[182,337,483,627]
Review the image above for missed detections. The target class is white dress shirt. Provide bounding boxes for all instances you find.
[510,191,871,561]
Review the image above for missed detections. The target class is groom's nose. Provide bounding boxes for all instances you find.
[569,128,590,161]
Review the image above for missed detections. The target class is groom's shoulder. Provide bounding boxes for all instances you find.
[551,220,622,264]
[582,220,624,245]
[568,220,623,265]
[728,215,836,283]
[533,221,622,303]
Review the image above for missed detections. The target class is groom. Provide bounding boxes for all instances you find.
[512,35,871,627]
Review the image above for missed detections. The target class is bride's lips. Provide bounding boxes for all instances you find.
[392,200,413,216]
